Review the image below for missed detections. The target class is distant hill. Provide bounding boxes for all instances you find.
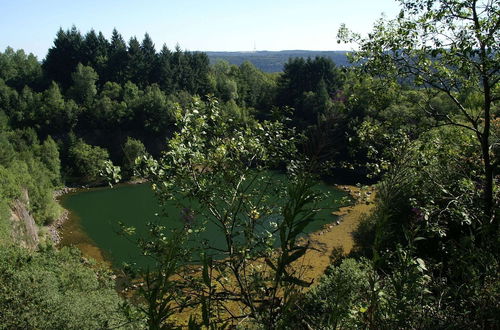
[205,50,352,72]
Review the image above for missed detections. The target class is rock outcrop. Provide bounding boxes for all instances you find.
[9,189,39,250]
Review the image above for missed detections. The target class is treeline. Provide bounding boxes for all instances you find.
[41,27,211,93]
[1,26,366,184]
[0,26,459,182]
[0,25,440,213]
[0,39,435,186]
[205,50,351,73]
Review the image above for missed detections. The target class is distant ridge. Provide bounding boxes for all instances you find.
[205,50,351,72]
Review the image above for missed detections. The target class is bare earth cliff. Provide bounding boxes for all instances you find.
[9,189,39,250]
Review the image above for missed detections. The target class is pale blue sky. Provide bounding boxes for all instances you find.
[0,0,400,59]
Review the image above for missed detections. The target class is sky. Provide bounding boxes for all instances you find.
[0,0,401,59]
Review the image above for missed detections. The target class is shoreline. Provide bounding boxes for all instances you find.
[54,182,375,285]
[297,184,375,283]
[49,179,148,245]
[171,184,376,325]
[48,187,77,245]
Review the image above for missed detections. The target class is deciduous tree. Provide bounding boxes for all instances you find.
[339,0,499,223]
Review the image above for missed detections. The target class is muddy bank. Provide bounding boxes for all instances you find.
[53,187,77,199]
[47,209,68,245]
[47,187,77,245]
[297,185,375,283]
[50,179,148,246]
[170,184,376,326]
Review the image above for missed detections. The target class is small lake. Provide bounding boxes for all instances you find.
[60,175,349,268]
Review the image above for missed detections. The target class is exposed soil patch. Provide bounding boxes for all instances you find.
[297,185,375,284]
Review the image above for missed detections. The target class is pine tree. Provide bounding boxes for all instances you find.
[107,28,128,84]
[127,37,144,86]
[140,33,157,85]
[43,26,84,89]
[157,44,173,92]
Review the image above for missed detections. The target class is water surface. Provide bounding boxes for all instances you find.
[60,176,348,268]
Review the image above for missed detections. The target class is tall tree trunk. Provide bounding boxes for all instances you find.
[481,74,494,231]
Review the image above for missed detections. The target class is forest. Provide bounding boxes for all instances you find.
[205,50,351,73]
[0,0,498,328]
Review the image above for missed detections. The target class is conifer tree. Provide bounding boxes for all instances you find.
[157,44,173,92]
[43,26,84,89]
[107,28,128,84]
[127,37,144,86]
[140,33,157,85]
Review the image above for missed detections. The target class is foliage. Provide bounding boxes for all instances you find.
[0,201,10,243]
[136,96,325,327]
[39,136,62,186]
[210,60,277,112]
[0,126,62,225]
[316,1,500,327]
[68,63,98,106]
[122,137,148,178]
[68,138,114,184]
[339,0,499,220]
[99,160,122,187]
[236,61,277,110]
[42,26,213,93]
[290,247,436,329]
[277,57,343,126]
[0,47,42,90]
[293,258,374,329]
[0,246,134,329]
[134,84,177,133]
[0,112,136,329]
[348,123,500,327]
[121,224,192,329]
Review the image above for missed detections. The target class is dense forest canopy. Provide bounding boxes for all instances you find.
[0,0,498,328]
[0,26,360,184]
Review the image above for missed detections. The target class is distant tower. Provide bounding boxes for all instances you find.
[253,41,256,52]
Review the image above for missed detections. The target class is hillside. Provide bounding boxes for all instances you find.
[206,50,351,72]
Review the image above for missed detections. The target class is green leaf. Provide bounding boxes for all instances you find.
[416,258,427,271]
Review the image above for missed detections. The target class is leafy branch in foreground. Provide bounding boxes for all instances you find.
[136,96,323,328]
[338,0,499,223]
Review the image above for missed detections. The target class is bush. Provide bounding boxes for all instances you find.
[69,138,111,183]
[122,137,147,178]
[287,258,373,329]
[0,246,133,329]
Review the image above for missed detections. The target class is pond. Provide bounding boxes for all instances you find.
[60,174,349,268]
